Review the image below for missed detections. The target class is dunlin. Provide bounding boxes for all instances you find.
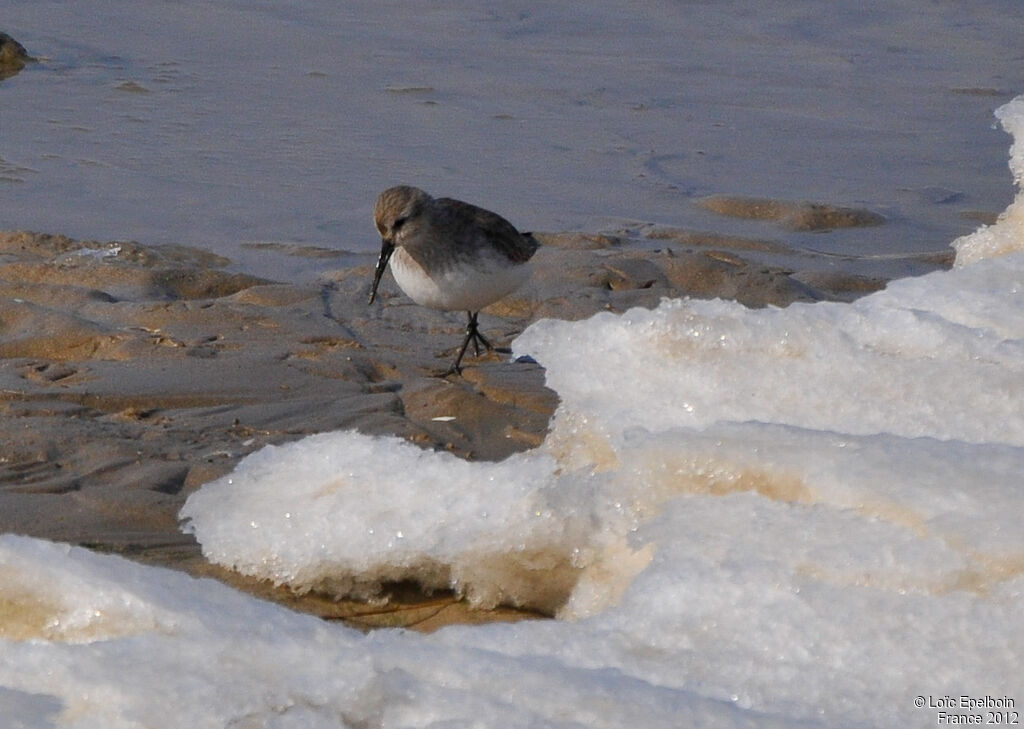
[369,185,538,375]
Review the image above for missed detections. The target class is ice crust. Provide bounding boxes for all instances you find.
[181,436,581,612]
[4,98,1024,729]
[954,96,1024,266]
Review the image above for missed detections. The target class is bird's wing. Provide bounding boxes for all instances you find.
[437,198,538,264]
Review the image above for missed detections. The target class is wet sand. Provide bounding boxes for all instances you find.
[0,216,952,629]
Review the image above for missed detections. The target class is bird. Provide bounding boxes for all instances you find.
[369,185,538,375]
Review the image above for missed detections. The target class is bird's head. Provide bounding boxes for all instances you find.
[369,185,431,305]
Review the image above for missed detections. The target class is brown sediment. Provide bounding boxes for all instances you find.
[697,195,886,231]
[241,241,352,259]
[959,210,1001,226]
[0,228,946,629]
[643,227,790,253]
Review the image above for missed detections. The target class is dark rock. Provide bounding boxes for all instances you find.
[0,32,34,80]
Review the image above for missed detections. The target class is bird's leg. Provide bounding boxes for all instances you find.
[440,312,492,377]
[466,311,493,355]
[443,331,474,376]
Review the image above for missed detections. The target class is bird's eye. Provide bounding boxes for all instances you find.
[393,216,407,232]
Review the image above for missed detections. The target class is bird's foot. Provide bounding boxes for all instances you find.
[433,312,505,376]
[435,364,462,378]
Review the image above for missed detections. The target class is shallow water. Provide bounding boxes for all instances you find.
[2,0,1023,282]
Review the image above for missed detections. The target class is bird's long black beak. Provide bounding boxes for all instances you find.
[368,239,395,305]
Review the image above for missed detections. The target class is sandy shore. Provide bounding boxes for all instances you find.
[0,216,951,628]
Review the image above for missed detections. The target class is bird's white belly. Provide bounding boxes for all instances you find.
[390,248,530,312]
